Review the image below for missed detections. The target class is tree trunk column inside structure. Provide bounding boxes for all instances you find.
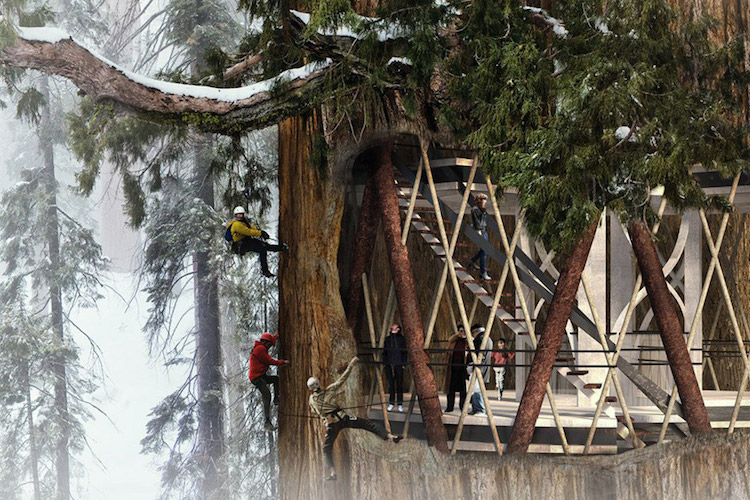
[372,144,449,453]
[508,221,599,454]
[627,219,712,434]
[346,172,379,342]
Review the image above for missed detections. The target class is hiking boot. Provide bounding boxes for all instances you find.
[326,472,337,481]
[481,272,491,281]
[392,435,403,444]
[264,421,275,431]
[262,270,275,278]
[387,404,394,412]
[397,405,404,413]
[471,261,480,271]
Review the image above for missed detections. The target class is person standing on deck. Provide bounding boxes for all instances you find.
[383,323,408,412]
[468,194,491,281]
[468,324,493,415]
[491,338,515,400]
[307,357,402,481]
[444,323,469,413]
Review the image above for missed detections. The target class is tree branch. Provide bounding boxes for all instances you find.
[0,29,334,132]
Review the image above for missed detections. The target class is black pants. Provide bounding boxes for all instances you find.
[235,238,285,275]
[446,369,467,412]
[251,374,278,424]
[323,415,388,468]
[384,365,404,405]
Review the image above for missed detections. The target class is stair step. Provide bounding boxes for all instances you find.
[567,370,589,376]
[418,229,454,235]
[584,383,603,389]
[430,242,472,248]
[557,357,575,362]
[404,207,438,213]
[459,280,509,287]
[410,218,451,224]
[397,193,424,199]
[605,396,618,403]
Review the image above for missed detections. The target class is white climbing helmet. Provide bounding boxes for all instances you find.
[233,206,246,216]
[307,377,321,391]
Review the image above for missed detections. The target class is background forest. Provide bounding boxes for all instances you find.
[0,0,281,497]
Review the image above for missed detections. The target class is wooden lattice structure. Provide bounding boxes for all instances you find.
[353,140,750,454]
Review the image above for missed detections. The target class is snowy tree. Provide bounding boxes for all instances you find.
[0,0,746,498]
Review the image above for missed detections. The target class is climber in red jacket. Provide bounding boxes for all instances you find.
[249,332,290,430]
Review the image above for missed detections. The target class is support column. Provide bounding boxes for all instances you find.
[608,214,639,403]
[508,222,598,454]
[515,213,535,401]
[576,214,608,407]
[683,210,703,386]
[372,144,449,453]
[628,219,711,434]
[346,173,379,342]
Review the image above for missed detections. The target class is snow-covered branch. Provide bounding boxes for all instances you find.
[0,27,334,131]
[522,6,568,38]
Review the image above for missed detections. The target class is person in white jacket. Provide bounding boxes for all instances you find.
[467,324,493,415]
[307,357,401,481]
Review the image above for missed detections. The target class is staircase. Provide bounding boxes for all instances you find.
[392,168,616,417]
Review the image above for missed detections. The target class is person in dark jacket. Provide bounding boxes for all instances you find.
[383,323,408,412]
[444,323,469,413]
[227,206,287,277]
[468,194,491,281]
[249,332,290,430]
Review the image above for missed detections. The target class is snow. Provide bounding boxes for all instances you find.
[14,26,70,43]
[523,6,568,38]
[615,126,638,142]
[75,273,188,499]
[388,57,412,66]
[595,19,611,35]
[16,26,332,103]
[289,9,409,42]
[615,126,631,140]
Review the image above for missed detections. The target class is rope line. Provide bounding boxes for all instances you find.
[277,393,443,420]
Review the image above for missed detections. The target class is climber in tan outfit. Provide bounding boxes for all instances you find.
[307,356,402,481]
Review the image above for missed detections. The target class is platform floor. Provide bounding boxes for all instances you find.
[367,390,750,453]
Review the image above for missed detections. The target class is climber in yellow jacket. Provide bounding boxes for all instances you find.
[227,206,287,277]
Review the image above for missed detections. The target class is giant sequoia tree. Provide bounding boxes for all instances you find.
[0,0,748,498]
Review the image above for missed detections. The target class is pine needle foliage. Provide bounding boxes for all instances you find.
[447,0,748,251]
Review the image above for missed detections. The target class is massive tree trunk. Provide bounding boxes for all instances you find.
[508,221,598,454]
[277,111,357,500]
[39,76,71,500]
[628,219,712,434]
[346,172,379,342]
[372,144,450,453]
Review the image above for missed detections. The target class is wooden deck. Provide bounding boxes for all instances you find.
[368,390,750,454]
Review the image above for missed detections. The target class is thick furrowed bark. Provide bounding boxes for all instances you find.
[346,172,379,341]
[277,111,356,500]
[372,144,449,453]
[507,221,598,454]
[628,219,712,434]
